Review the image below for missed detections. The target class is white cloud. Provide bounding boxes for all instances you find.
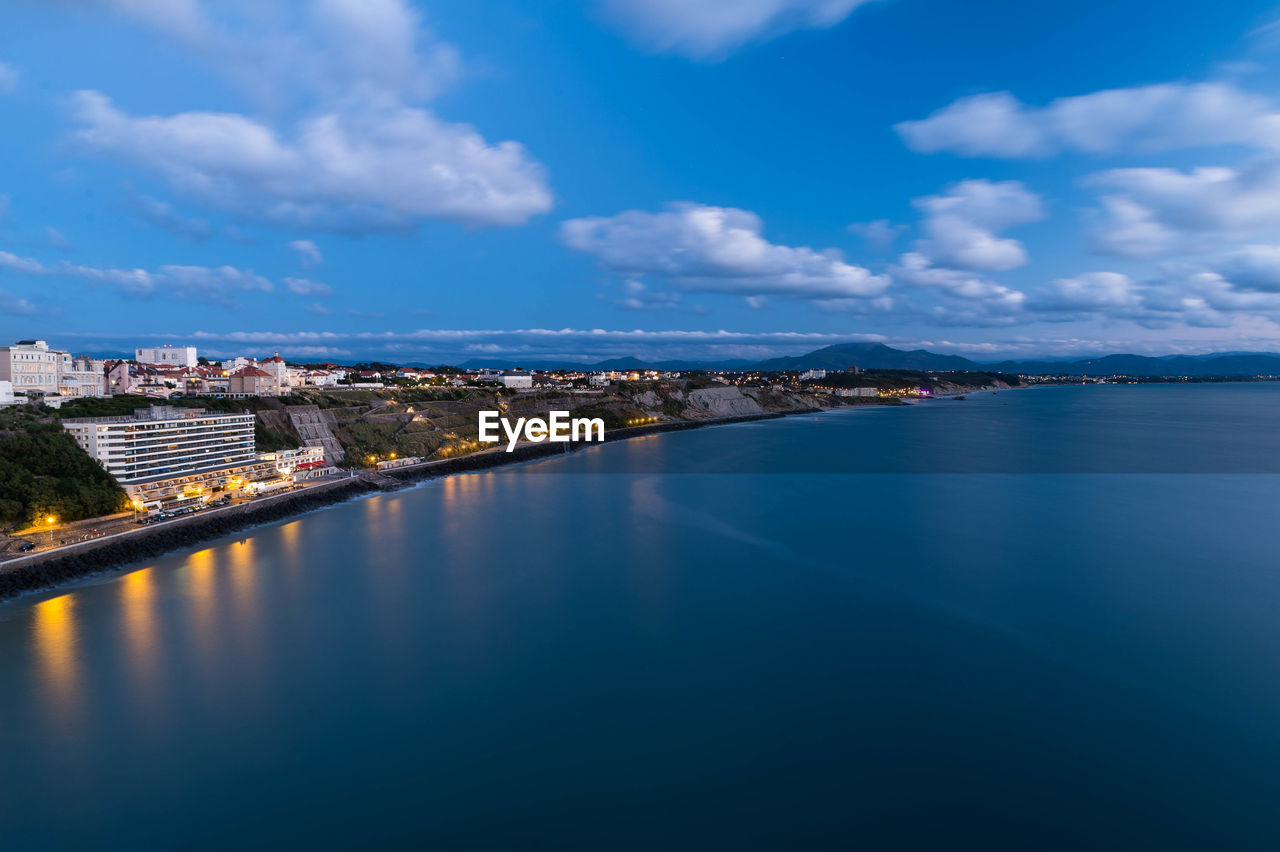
[617,279,683,311]
[598,0,874,58]
[72,91,552,230]
[912,180,1043,271]
[891,252,1025,312]
[561,202,888,301]
[897,83,1280,158]
[284,276,334,297]
[288,239,323,268]
[75,1,550,231]
[848,219,906,252]
[1215,245,1280,292]
[101,0,460,109]
[1088,196,1177,259]
[0,251,48,275]
[1033,272,1141,312]
[0,247,316,305]
[0,62,18,93]
[1087,161,1280,258]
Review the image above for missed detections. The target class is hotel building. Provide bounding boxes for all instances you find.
[63,405,258,506]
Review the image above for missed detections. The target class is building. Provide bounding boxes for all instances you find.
[800,369,828,381]
[222,356,255,373]
[835,387,879,397]
[0,340,62,395]
[62,405,257,506]
[301,369,339,387]
[58,357,107,397]
[261,353,289,392]
[228,366,276,396]
[499,370,533,389]
[257,446,333,479]
[376,456,422,471]
[0,340,108,399]
[136,345,198,368]
[0,380,13,405]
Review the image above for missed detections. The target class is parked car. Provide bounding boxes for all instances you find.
[18,543,36,552]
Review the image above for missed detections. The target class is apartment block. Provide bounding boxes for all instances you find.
[63,404,257,505]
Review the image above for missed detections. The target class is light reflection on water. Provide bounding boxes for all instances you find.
[31,593,80,725]
[4,385,1280,847]
[119,569,162,727]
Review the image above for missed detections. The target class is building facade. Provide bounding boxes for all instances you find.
[57,357,107,397]
[499,370,533,389]
[0,341,107,399]
[136,345,198,368]
[228,366,277,396]
[63,405,257,505]
[0,340,62,395]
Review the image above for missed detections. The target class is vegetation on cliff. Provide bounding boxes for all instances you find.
[0,424,128,529]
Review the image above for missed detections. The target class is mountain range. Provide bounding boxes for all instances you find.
[462,342,1280,376]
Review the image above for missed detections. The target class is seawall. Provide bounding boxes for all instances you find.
[0,477,377,602]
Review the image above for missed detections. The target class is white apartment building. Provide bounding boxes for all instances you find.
[136,345,198,367]
[499,370,533,389]
[0,340,62,394]
[800,369,828,381]
[63,405,256,502]
[0,380,14,405]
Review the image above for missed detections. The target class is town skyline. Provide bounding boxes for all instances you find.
[6,0,1280,362]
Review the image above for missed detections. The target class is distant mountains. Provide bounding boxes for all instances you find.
[758,342,1280,376]
[988,353,1280,377]
[754,342,979,372]
[460,342,1280,376]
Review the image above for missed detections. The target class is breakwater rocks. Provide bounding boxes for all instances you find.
[0,477,377,602]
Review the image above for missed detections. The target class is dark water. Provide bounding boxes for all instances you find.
[4,384,1280,849]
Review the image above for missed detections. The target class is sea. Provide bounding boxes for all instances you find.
[3,383,1280,849]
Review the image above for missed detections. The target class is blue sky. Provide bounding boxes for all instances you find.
[4,0,1280,363]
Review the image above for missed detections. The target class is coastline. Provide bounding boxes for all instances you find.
[0,407,828,604]
[1,383,1033,606]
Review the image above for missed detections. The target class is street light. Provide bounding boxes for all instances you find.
[46,515,55,546]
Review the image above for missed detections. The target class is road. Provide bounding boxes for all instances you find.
[0,472,354,563]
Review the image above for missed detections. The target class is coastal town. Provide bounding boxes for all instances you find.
[14,333,1253,568]
[5,336,1014,565]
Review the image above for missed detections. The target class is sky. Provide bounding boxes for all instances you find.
[4,0,1280,364]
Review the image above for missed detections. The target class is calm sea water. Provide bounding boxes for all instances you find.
[4,384,1280,849]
